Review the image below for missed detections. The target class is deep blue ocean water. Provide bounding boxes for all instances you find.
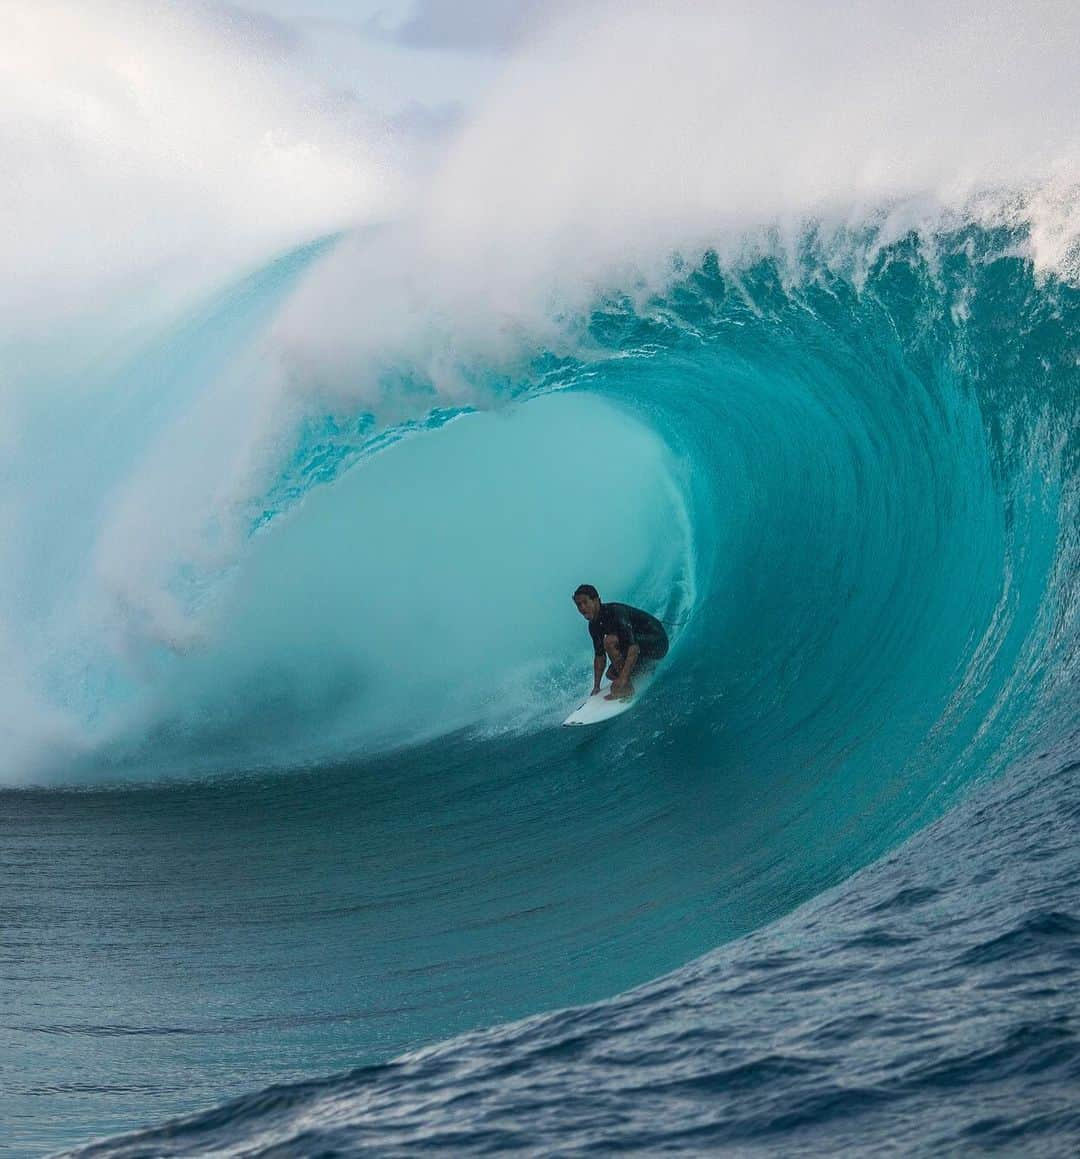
[2,221,1078,1155]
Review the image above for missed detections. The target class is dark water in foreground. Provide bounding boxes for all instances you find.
[66,743,1080,1156]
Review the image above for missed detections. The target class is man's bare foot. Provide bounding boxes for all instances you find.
[604,681,635,701]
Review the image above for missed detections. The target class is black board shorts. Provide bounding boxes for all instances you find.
[591,602,669,663]
[636,626,669,661]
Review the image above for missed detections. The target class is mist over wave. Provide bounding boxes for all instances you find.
[0,0,387,326]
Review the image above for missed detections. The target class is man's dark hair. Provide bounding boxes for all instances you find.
[574,584,599,600]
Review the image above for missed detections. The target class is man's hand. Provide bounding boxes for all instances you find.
[591,683,602,697]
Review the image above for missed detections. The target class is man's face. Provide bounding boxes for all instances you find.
[574,593,601,621]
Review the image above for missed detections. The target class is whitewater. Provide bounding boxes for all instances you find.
[2,1,1078,1154]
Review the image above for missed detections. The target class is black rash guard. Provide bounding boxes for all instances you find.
[589,602,669,660]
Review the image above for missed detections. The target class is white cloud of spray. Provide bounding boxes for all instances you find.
[273,0,1080,409]
[0,0,387,324]
[7,0,1077,332]
[426,0,1080,275]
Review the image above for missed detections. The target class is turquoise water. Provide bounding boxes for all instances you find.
[2,221,1078,1154]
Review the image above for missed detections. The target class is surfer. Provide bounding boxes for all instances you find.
[572,584,669,700]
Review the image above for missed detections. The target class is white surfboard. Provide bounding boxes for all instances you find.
[562,672,654,726]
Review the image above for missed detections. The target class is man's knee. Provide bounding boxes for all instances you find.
[603,634,620,653]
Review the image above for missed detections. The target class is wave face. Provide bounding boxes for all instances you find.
[3,217,1077,1154]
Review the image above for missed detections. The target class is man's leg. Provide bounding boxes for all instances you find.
[604,634,637,697]
[603,634,623,681]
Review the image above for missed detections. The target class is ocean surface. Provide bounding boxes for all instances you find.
[1,212,1077,1156]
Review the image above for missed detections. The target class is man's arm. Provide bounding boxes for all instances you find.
[592,652,606,695]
